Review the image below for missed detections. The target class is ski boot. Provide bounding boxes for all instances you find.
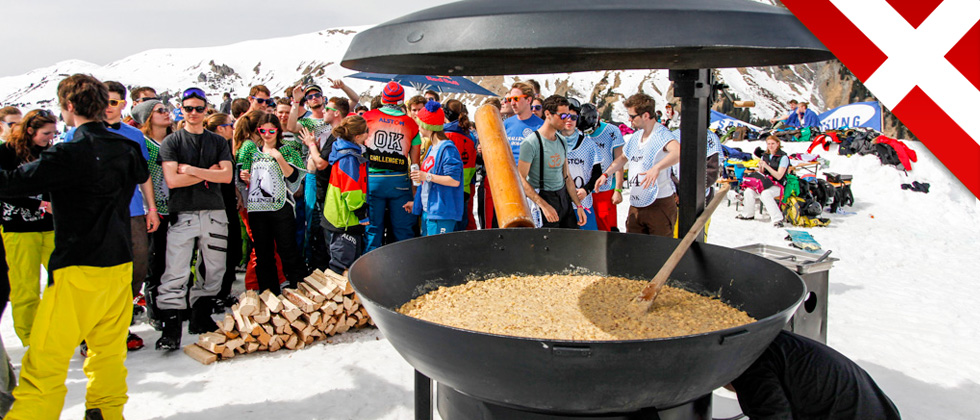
[155,309,181,351]
[188,297,216,335]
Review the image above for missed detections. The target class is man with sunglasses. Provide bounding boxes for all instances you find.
[594,93,680,237]
[63,81,160,353]
[0,73,148,420]
[247,85,275,114]
[155,87,234,351]
[517,95,586,229]
[0,107,22,143]
[478,82,545,228]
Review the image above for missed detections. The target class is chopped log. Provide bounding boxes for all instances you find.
[282,288,317,313]
[184,344,218,365]
[280,298,303,323]
[271,314,288,327]
[245,342,260,353]
[296,326,314,343]
[252,300,271,324]
[298,282,326,304]
[259,289,284,313]
[221,346,235,359]
[344,282,355,295]
[198,342,226,355]
[305,274,341,299]
[223,330,241,340]
[323,269,348,289]
[335,321,350,334]
[258,344,268,351]
[291,319,308,332]
[225,338,244,353]
[343,296,354,312]
[262,323,275,336]
[221,314,236,332]
[269,336,282,352]
[230,304,247,332]
[243,315,262,337]
[346,316,357,327]
[284,335,299,350]
[257,330,272,346]
[303,311,321,328]
[331,293,344,303]
[199,332,226,346]
[321,301,340,314]
[356,317,369,327]
[243,332,256,343]
[296,339,306,350]
[239,290,259,317]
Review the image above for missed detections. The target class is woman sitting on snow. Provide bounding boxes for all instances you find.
[737,135,789,227]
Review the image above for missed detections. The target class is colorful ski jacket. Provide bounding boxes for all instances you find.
[363,106,420,173]
[875,136,917,170]
[323,139,368,231]
[444,121,477,195]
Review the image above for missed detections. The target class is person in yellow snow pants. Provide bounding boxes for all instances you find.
[2,229,55,346]
[6,263,132,420]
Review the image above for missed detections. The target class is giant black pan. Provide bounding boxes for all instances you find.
[348,229,805,414]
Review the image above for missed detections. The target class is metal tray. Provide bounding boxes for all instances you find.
[734,244,837,274]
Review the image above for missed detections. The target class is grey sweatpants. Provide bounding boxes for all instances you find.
[157,210,228,310]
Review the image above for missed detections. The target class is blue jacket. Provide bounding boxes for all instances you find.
[412,139,464,221]
[798,109,821,128]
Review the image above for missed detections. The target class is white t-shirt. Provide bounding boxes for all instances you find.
[623,124,678,207]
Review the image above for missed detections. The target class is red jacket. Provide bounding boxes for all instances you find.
[875,136,917,170]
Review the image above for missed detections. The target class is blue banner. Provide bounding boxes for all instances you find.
[709,110,761,131]
[818,101,882,131]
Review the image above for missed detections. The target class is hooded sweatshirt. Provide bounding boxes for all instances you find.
[443,121,477,195]
[323,138,368,233]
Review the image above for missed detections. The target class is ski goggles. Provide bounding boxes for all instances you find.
[182,87,207,102]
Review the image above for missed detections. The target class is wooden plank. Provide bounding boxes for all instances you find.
[259,289,284,313]
[183,344,218,365]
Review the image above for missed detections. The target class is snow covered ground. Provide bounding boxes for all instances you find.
[2,138,978,419]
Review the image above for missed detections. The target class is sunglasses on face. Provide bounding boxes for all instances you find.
[505,94,528,103]
[37,109,54,118]
[257,128,278,135]
[152,108,169,115]
[183,106,207,114]
[108,99,125,107]
[251,96,275,106]
[531,105,542,111]
[219,123,234,128]
[325,106,339,112]
[135,97,159,103]
[305,92,323,101]
[628,113,642,120]
[558,113,578,121]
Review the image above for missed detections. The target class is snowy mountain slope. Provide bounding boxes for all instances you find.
[0,25,843,137]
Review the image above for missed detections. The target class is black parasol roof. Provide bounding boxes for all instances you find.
[341,0,833,75]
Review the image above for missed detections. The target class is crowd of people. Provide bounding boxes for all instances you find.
[0,73,904,419]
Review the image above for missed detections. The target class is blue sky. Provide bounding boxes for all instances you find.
[0,0,456,77]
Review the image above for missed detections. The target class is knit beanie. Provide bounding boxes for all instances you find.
[416,100,445,132]
[381,81,405,104]
[131,99,163,126]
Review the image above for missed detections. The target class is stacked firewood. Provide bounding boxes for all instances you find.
[183,269,373,364]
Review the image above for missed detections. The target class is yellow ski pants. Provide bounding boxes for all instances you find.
[2,230,55,347]
[6,263,133,420]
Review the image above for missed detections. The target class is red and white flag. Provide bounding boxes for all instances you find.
[782,0,980,199]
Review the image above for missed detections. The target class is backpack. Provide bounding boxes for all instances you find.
[875,142,903,169]
[783,196,831,227]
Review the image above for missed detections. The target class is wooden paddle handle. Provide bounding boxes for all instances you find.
[474,105,534,228]
[635,183,732,308]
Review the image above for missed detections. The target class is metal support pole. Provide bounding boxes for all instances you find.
[668,69,711,241]
[415,370,433,420]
